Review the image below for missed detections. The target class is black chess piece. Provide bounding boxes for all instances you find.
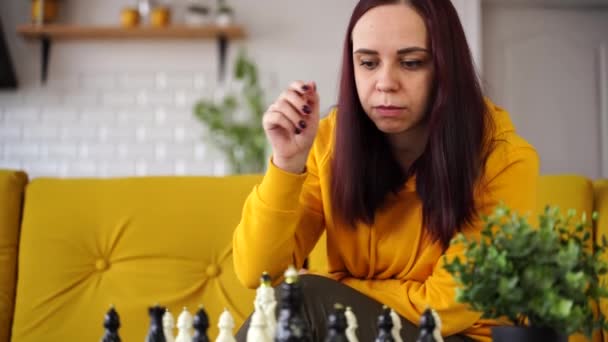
[416,309,437,342]
[192,306,210,342]
[145,305,167,342]
[325,304,348,342]
[275,267,312,342]
[101,306,121,342]
[261,271,272,286]
[375,306,395,342]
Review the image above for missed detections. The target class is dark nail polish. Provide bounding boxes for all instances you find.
[298,120,307,129]
[301,85,310,91]
[295,128,302,135]
[302,105,311,114]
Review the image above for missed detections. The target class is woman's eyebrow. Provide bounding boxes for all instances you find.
[353,47,429,55]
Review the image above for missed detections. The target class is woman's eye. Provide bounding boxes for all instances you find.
[401,60,423,69]
[359,60,377,69]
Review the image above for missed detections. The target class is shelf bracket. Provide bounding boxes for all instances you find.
[41,35,51,84]
[218,33,228,83]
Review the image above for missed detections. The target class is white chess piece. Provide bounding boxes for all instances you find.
[431,309,444,342]
[344,306,359,342]
[255,272,277,339]
[390,309,403,342]
[215,309,237,342]
[163,309,176,342]
[246,306,271,342]
[175,307,194,342]
[345,306,359,342]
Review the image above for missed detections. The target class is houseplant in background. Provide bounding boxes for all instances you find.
[444,205,608,341]
[194,49,267,174]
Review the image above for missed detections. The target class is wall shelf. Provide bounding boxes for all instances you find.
[16,24,247,83]
[17,24,246,40]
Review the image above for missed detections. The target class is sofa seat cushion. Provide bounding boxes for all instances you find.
[11,175,261,341]
[0,170,28,342]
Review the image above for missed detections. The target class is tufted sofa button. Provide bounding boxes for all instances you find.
[95,259,109,271]
[205,264,221,278]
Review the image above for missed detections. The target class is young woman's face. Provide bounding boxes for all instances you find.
[352,4,434,136]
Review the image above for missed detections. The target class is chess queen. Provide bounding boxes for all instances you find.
[233,0,538,341]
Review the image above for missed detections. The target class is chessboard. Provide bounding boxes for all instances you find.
[100,266,444,342]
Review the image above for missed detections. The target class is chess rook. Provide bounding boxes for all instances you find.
[147,305,168,342]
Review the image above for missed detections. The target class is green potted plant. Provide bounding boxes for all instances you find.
[444,205,608,341]
[193,49,267,174]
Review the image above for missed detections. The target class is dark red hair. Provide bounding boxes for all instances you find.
[331,0,494,249]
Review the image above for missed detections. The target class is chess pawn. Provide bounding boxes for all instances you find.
[163,309,176,342]
[275,265,312,342]
[146,305,168,342]
[325,304,348,342]
[176,307,194,342]
[247,306,270,342]
[255,272,277,339]
[390,309,403,342]
[416,309,438,342]
[192,306,210,342]
[101,305,121,342]
[431,310,444,342]
[375,306,395,342]
[344,307,359,342]
[215,309,236,342]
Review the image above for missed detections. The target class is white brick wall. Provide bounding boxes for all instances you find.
[0,71,233,179]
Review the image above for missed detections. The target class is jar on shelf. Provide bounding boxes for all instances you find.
[31,0,59,25]
[120,7,140,28]
[150,6,171,27]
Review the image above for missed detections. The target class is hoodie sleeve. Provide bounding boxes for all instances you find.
[232,118,332,289]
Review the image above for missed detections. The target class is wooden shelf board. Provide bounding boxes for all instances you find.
[17,24,246,40]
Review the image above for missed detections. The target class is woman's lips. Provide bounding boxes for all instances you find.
[374,106,406,117]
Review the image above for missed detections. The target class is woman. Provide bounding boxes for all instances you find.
[233,0,539,341]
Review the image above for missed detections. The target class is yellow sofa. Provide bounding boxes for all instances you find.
[0,170,607,341]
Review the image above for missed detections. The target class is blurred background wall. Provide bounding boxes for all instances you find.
[0,0,606,179]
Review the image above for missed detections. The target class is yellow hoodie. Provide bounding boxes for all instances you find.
[233,101,539,341]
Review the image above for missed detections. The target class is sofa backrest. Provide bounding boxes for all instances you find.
[0,170,28,342]
[10,174,262,342]
[594,179,608,342]
[537,174,595,221]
